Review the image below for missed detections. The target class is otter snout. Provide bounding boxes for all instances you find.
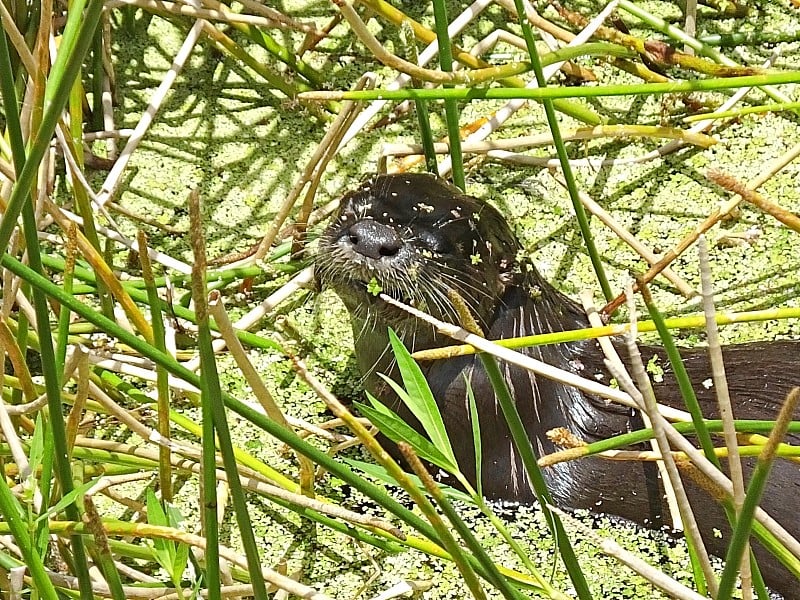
[344,220,403,260]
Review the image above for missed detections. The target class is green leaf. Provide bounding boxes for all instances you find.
[34,479,98,525]
[146,489,176,573]
[146,488,168,527]
[163,502,190,584]
[386,329,457,467]
[28,414,45,483]
[173,542,190,587]
[357,399,459,474]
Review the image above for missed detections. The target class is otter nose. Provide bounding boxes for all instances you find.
[346,220,403,260]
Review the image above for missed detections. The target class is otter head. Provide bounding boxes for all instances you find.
[316,173,522,348]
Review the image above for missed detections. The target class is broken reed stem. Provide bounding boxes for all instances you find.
[708,169,800,233]
[207,293,317,495]
[698,234,752,593]
[619,284,718,595]
[581,290,678,528]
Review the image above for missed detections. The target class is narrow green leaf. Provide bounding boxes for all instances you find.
[386,329,457,467]
[345,459,474,505]
[33,479,98,525]
[464,376,482,500]
[357,399,459,473]
[146,489,175,572]
[173,541,190,586]
[146,489,168,527]
[164,502,190,582]
[27,414,45,485]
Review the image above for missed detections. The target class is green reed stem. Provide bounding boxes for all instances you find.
[43,254,266,290]
[139,231,173,501]
[40,254,283,352]
[617,0,792,106]
[479,354,591,600]
[22,182,95,600]
[698,32,800,47]
[243,26,321,89]
[90,24,103,130]
[0,0,32,401]
[56,230,77,371]
[549,418,800,582]
[201,22,301,100]
[189,190,268,600]
[559,420,800,456]
[301,70,800,102]
[640,285,718,465]
[67,77,113,319]
[640,284,712,594]
[412,305,800,360]
[512,0,611,302]
[402,21,439,174]
[188,193,222,600]
[0,0,103,255]
[643,280,772,597]
[359,0,601,125]
[0,7,98,596]
[432,0,464,189]
[684,101,800,122]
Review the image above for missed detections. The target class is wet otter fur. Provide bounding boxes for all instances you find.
[315,173,800,596]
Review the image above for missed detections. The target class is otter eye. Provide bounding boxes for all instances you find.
[418,230,449,254]
[337,203,359,225]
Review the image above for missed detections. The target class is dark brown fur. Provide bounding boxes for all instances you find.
[316,173,800,596]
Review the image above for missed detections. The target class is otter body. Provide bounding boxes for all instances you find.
[316,173,800,595]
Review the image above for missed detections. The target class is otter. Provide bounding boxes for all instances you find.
[315,173,800,595]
